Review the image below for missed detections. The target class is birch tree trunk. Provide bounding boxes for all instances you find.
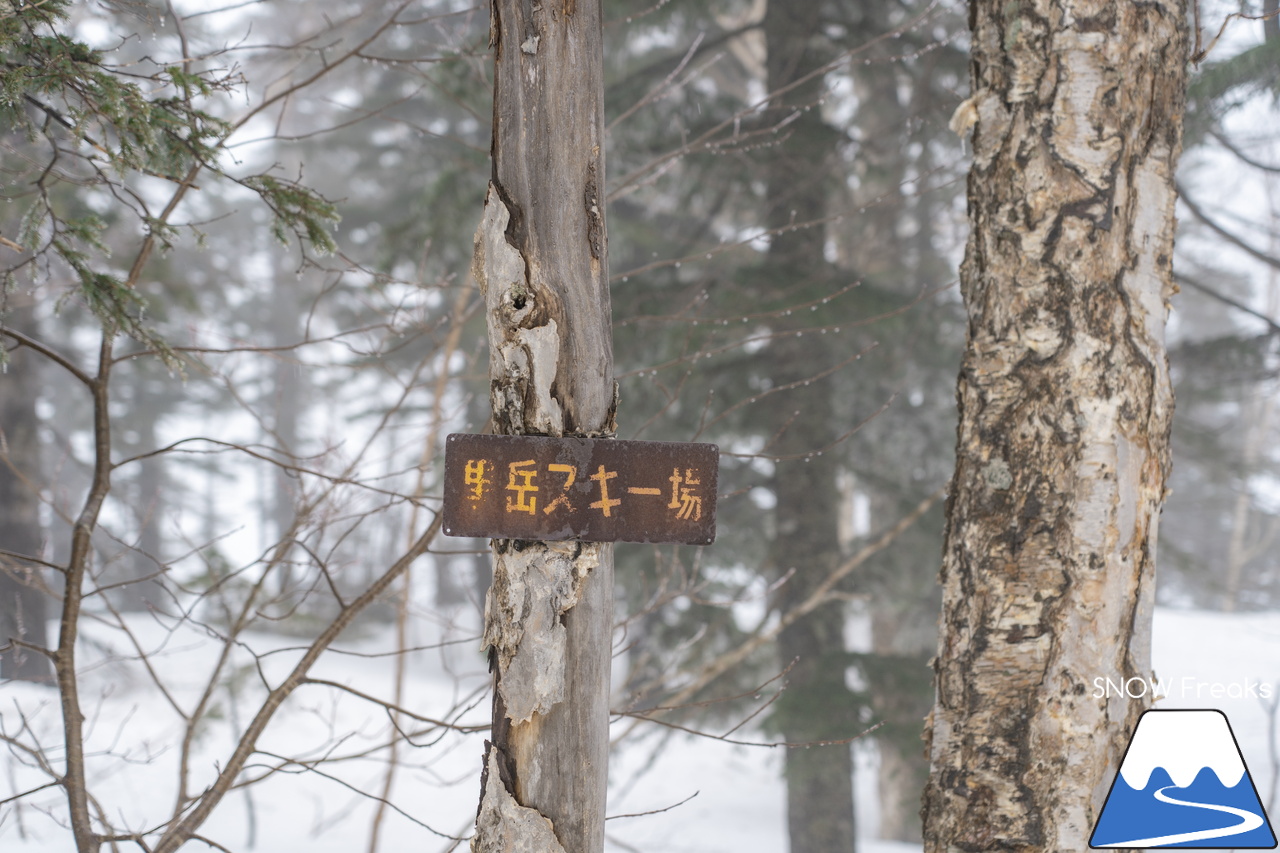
[921,1,1187,850]
[470,1,614,852]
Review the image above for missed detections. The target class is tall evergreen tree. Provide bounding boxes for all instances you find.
[0,300,53,684]
[757,3,859,849]
[602,0,967,843]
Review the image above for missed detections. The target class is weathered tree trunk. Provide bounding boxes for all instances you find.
[0,303,53,683]
[921,1,1187,851]
[761,3,857,851]
[470,1,614,852]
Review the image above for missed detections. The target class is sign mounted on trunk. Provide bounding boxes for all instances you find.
[442,433,718,544]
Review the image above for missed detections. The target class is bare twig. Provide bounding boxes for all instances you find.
[0,779,62,807]
[605,790,700,820]
[0,326,93,387]
[613,488,943,745]
[1179,185,1280,273]
[151,516,443,853]
[1192,7,1280,62]
[1175,273,1280,336]
[368,283,475,853]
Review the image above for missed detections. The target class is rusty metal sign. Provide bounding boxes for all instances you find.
[442,434,718,544]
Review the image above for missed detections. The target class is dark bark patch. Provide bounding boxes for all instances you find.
[584,162,602,261]
[1075,7,1118,33]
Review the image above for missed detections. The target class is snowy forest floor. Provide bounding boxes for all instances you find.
[1,607,1277,853]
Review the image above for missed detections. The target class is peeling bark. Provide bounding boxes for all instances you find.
[472,0,613,851]
[473,185,567,437]
[921,1,1187,851]
[472,746,569,853]
[483,540,600,723]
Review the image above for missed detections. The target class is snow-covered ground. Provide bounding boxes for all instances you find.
[605,607,1280,853]
[2,606,1277,852]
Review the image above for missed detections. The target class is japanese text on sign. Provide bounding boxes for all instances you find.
[442,434,718,544]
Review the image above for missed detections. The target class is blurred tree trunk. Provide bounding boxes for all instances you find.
[770,381,857,853]
[470,1,614,852]
[1220,388,1278,611]
[869,613,933,843]
[1220,206,1280,610]
[270,260,303,596]
[922,1,1187,850]
[115,411,166,612]
[762,3,857,852]
[0,303,53,683]
[839,5,937,842]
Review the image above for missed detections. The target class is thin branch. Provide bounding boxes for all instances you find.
[98,597,189,722]
[1192,8,1280,62]
[1175,272,1280,335]
[56,331,115,853]
[618,710,883,749]
[253,749,464,841]
[605,791,700,820]
[720,391,896,461]
[1211,130,1280,175]
[606,0,945,201]
[0,0,55,21]
[614,488,942,744]
[189,835,235,853]
[608,31,707,132]
[18,93,199,187]
[97,833,154,853]
[111,437,420,503]
[301,678,487,733]
[0,638,55,660]
[369,283,475,853]
[0,779,61,807]
[254,634,480,661]
[1179,185,1280,274]
[0,548,67,573]
[0,326,94,387]
[151,516,443,853]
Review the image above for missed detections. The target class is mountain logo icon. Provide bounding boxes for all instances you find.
[1090,708,1277,848]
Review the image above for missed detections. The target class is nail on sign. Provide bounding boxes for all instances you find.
[442,434,718,545]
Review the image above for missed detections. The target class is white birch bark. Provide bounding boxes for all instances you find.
[923,1,1188,850]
